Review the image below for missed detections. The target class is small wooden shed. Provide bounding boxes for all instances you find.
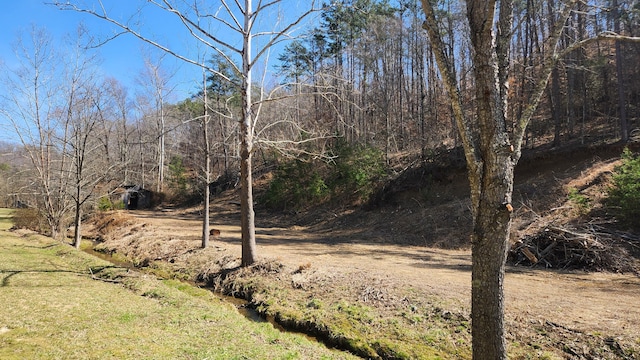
[120,185,152,210]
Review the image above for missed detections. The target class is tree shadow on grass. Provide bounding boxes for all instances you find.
[18,243,58,249]
[0,267,98,287]
[0,265,129,288]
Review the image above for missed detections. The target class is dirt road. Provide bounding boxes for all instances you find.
[130,208,640,345]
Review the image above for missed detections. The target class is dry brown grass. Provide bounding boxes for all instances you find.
[87,211,136,241]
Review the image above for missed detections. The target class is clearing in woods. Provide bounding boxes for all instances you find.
[87,145,640,359]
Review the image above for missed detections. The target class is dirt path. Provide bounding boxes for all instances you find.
[130,209,640,343]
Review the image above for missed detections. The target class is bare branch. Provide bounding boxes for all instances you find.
[250,1,320,68]
[420,2,480,174]
[53,2,229,79]
[255,0,282,14]
[83,30,129,49]
[561,31,640,55]
[153,0,242,55]
[512,0,580,156]
[218,0,243,31]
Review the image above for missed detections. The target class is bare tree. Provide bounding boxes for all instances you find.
[62,43,103,249]
[420,0,640,358]
[66,78,121,249]
[55,0,320,266]
[136,52,177,193]
[1,26,73,240]
[201,68,212,248]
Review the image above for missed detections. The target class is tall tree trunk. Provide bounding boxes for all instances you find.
[418,37,427,159]
[398,19,405,151]
[467,2,515,355]
[548,0,563,146]
[202,70,211,249]
[158,101,165,193]
[240,0,257,266]
[550,66,562,146]
[577,3,588,144]
[427,49,438,150]
[567,53,576,138]
[471,156,514,358]
[73,204,82,249]
[139,123,146,189]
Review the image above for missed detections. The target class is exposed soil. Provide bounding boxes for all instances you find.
[86,143,640,359]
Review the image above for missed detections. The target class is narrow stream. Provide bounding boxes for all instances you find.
[82,244,301,337]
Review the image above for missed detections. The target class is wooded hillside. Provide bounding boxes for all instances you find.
[1,0,638,243]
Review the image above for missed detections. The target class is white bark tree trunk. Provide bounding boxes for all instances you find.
[240,0,257,266]
[202,69,211,248]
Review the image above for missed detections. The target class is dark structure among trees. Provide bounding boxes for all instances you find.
[121,185,153,210]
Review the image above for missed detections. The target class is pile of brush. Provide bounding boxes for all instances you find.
[509,224,639,273]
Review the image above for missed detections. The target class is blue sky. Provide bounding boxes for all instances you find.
[0,1,320,143]
[0,2,210,101]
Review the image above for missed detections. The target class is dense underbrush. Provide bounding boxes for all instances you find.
[607,148,640,229]
[261,141,386,210]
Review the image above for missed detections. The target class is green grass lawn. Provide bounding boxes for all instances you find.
[0,209,356,360]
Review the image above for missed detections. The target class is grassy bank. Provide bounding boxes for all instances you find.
[0,209,356,360]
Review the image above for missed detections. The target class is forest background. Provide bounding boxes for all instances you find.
[1,0,638,223]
